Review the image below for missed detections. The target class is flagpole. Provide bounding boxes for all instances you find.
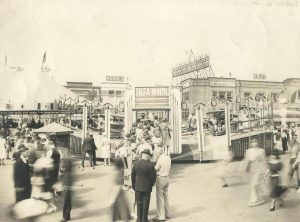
[41,51,46,72]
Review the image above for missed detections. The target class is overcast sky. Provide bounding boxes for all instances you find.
[0,0,299,86]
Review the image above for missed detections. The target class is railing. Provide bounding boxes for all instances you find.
[231,132,273,158]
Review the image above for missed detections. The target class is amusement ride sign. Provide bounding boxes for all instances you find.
[134,87,170,109]
[172,55,210,77]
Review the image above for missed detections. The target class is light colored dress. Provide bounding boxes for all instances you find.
[159,122,171,146]
[0,138,6,158]
[101,137,111,158]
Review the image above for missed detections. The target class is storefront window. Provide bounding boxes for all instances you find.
[227,92,232,101]
[244,92,251,98]
[219,92,225,99]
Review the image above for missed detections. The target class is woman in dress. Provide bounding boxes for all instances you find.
[265,150,287,211]
[0,133,6,165]
[159,119,171,149]
[102,134,111,166]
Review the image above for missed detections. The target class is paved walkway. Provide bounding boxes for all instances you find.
[1,154,300,222]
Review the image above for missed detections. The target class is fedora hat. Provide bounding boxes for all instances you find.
[141,149,152,156]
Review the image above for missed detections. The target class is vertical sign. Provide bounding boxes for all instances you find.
[82,106,88,144]
[105,108,111,139]
[225,102,231,149]
[196,105,204,162]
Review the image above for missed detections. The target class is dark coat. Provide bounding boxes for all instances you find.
[14,158,31,188]
[82,136,97,152]
[131,159,157,193]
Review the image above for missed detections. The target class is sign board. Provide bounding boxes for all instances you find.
[134,87,170,109]
[172,55,210,77]
[253,73,266,80]
[106,75,124,82]
[135,87,169,98]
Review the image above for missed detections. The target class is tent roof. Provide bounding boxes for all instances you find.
[33,122,73,134]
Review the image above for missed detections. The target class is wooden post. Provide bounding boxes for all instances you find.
[225,101,231,150]
[105,107,111,139]
[82,106,88,143]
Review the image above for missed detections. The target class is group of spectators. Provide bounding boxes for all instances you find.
[105,118,172,222]
[273,123,298,154]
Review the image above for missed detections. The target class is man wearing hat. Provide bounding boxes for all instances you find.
[13,147,31,203]
[244,138,268,206]
[131,149,157,222]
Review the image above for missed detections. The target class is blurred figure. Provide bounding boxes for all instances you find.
[108,158,131,222]
[244,138,268,206]
[265,150,287,211]
[217,151,244,188]
[154,147,171,221]
[131,149,156,222]
[60,149,73,222]
[289,140,300,189]
[0,133,6,165]
[5,135,12,160]
[101,133,111,166]
[13,147,31,203]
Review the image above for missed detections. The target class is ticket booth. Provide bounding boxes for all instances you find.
[124,86,182,154]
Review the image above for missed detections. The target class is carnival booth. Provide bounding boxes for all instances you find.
[33,122,73,149]
[124,86,182,155]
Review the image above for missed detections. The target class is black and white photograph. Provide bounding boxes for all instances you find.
[0,0,300,221]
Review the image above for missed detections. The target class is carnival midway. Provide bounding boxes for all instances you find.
[1,51,300,222]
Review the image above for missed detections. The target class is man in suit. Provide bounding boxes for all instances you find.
[13,147,32,203]
[60,148,73,222]
[132,149,157,222]
[81,133,97,169]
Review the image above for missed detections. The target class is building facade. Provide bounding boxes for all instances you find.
[100,75,131,108]
[65,82,101,99]
[65,76,131,110]
[180,77,300,116]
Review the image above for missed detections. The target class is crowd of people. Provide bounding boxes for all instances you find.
[0,125,73,222]
[105,118,172,222]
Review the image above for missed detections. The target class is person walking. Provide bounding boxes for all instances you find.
[244,138,268,206]
[13,147,32,203]
[153,148,171,221]
[131,149,157,222]
[81,133,97,169]
[108,158,131,222]
[60,149,73,222]
[288,135,300,189]
[265,150,287,211]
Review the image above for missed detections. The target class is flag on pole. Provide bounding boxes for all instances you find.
[41,51,46,71]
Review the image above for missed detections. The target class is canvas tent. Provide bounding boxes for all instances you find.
[0,69,79,110]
